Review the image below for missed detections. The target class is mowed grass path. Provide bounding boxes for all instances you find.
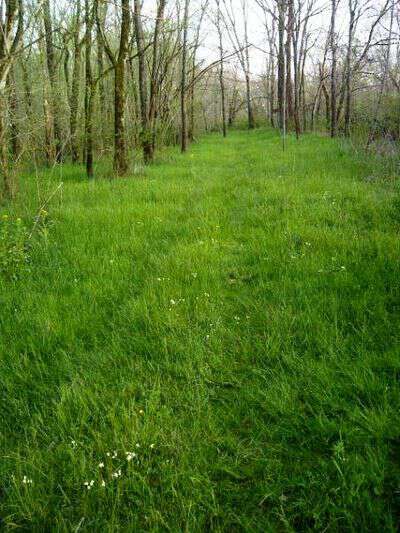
[1,129,400,531]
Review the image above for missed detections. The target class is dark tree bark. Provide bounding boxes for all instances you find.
[277,0,286,133]
[7,67,20,160]
[84,0,95,178]
[96,0,107,148]
[133,0,151,163]
[96,0,130,175]
[285,0,294,122]
[180,0,190,153]
[149,1,167,153]
[0,0,24,197]
[134,0,167,164]
[43,0,63,161]
[330,0,338,137]
[70,0,83,164]
[113,0,130,175]
[344,2,356,137]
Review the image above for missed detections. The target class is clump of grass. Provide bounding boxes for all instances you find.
[0,214,29,280]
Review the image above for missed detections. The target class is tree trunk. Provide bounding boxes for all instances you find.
[134,0,152,164]
[277,0,286,132]
[43,0,63,161]
[245,73,255,130]
[243,2,254,130]
[114,0,130,175]
[285,0,294,123]
[216,0,227,137]
[84,0,94,178]
[7,67,20,159]
[0,92,12,198]
[96,1,107,149]
[70,0,82,164]
[344,2,355,137]
[180,0,190,153]
[330,0,338,138]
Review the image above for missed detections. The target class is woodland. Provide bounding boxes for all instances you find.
[0,0,400,530]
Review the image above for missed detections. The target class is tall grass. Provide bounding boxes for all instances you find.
[1,129,399,531]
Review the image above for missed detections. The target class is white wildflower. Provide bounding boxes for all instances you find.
[126,452,137,461]
[84,480,94,490]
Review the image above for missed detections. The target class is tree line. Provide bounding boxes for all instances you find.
[0,0,398,198]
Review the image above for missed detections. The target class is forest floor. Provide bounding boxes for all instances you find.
[1,128,400,531]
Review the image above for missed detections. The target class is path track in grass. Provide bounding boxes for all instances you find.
[1,129,400,531]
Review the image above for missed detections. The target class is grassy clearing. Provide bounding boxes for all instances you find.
[1,129,400,531]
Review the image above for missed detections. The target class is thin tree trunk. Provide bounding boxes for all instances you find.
[278,0,286,132]
[7,67,20,159]
[114,0,130,175]
[216,0,227,137]
[344,1,356,137]
[181,0,190,152]
[70,0,82,164]
[0,92,12,197]
[243,1,254,129]
[96,1,107,149]
[286,0,294,123]
[149,0,168,160]
[366,0,394,148]
[134,0,152,163]
[330,0,338,137]
[43,0,63,161]
[84,0,94,178]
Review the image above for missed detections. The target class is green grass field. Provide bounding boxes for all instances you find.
[1,129,400,531]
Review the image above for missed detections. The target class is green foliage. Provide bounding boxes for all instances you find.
[353,94,400,144]
[1,129,400,531]
[0,214,29,280]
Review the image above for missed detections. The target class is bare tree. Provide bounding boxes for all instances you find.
[69,0,83,163]
[214,0,227,137]
[134,0,168,164]
[222,0,255,129]
[43,0,63,160]
[84,0,94,177]
[96,0,131,175]
[180,0,190,152]
[0,0,24,197]
[330,0,339,137]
